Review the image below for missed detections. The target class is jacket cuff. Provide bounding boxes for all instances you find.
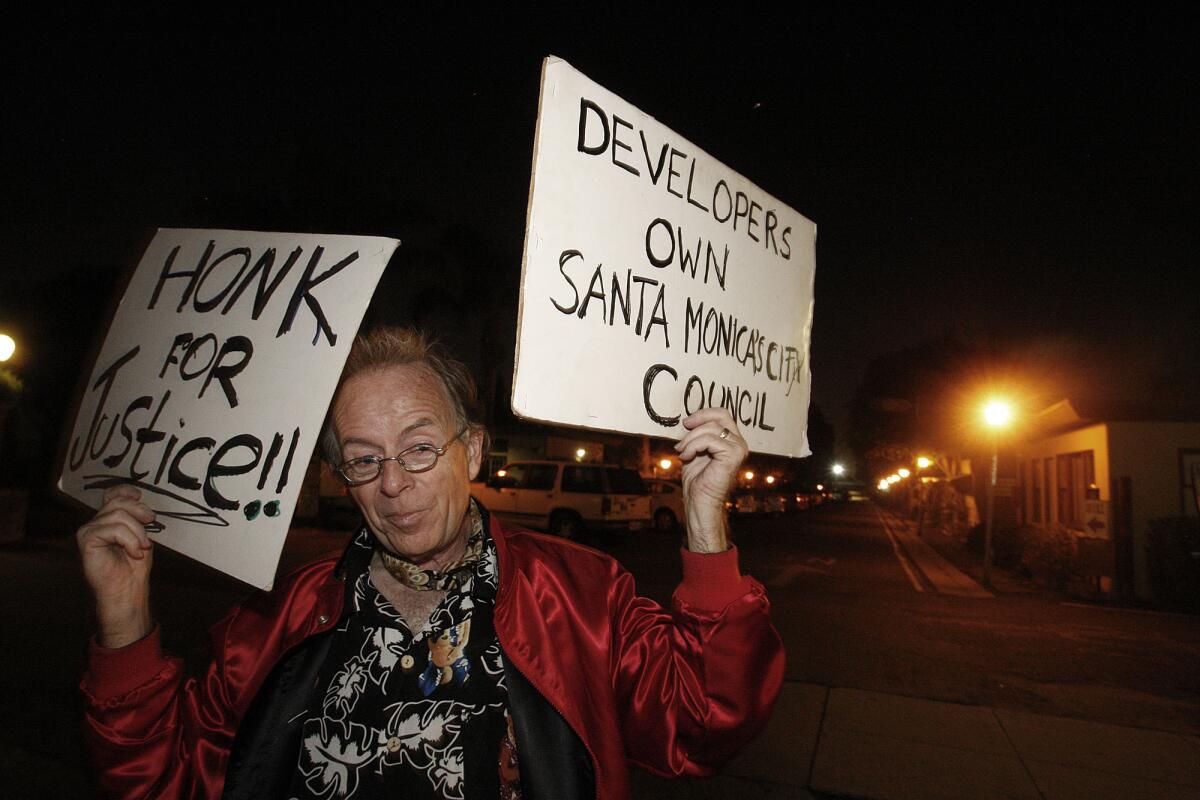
[85,625,167,699]
[676,545,751,611]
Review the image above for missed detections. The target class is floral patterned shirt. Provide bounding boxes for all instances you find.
[289,510,520,799]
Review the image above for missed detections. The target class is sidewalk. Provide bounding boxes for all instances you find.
[632,681,1200,799]
[874,508,995,598]
[628,512,1200,799]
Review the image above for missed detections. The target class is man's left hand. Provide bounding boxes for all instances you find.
[674,408,748,553]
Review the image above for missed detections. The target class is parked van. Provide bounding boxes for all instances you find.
[644,478,686,532]
[471,460,651,538]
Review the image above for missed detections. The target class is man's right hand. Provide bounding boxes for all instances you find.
[76,485,156,649]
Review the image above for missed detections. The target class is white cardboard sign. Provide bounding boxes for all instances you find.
[59,228,399,588]
[514,57,817,457]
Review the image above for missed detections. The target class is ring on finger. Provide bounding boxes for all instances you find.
[719,428,730,440]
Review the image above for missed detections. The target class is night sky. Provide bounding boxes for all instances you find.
[3,10,1197,462]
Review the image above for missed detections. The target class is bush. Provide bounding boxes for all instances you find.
[1147,517,1200,609]
[966,523,1034,572]
[968,522,1077,588]
[966,523,983,553]
[1020,525,1075,591]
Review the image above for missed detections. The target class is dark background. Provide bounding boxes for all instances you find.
[2,8,1197,485]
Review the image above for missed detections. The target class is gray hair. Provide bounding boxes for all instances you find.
[320,327,489,467]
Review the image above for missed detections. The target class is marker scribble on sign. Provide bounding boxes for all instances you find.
[82,475,229,528]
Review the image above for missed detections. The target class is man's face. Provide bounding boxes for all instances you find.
[333,364,482,570]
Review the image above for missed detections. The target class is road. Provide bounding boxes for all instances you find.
[2,500,1197,797]
[604,500,1200,737]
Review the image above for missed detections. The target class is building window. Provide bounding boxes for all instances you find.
[1031,458,1042,523]
[1018,461,1029,525]
[1043,457,1053,522]
[1056,450,1095,528]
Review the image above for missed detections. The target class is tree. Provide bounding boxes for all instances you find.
[847,336,983,480]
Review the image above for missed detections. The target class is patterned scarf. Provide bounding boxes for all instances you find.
[375,502,485,591]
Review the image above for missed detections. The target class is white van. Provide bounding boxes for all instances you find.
[471,460,651,538]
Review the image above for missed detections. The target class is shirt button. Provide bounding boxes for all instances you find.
[400,654,415,670]
[387,736,402,753]
[317,614,329,625]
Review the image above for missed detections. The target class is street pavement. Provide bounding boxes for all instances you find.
[631,680,1200,799]
[2,501,1198,798]
[627,504,1200,799]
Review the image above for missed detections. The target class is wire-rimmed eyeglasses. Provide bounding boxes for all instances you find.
[336,427,467,486]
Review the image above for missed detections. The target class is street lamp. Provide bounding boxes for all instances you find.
[981,397,1014,589]
[983,400,1013,428]
[0,334,14,362]
[916,456,933,470]
[897,468,911,478]
[831,463,845,476]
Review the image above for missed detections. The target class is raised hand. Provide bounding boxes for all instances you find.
[674,408,748,553]
[76,485,156,648]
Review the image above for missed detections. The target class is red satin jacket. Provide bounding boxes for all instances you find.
[81,517,785,799]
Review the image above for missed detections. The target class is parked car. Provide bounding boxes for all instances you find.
[643,478,686,532]
[794,486,824,509]
[471,460,651,538]
[762,492,787,515]
[730,492,764,515]
[786,492,811,512]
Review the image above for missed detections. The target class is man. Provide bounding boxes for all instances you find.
[78,327,784,799]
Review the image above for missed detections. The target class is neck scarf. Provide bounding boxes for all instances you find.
[376,501,485,591]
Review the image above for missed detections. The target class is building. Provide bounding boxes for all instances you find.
[1015,399,1200,601]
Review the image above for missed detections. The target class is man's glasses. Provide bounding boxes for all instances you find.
[336,427,467,486]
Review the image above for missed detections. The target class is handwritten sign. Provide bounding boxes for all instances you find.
[59,228,399,588]
[513,57,817,457]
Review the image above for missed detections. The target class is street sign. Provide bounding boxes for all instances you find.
[1082,499,1109,539]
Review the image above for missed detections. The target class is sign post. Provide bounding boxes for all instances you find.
[59,228,399,588]
[514,57,817,458]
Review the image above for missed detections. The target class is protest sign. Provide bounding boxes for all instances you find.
[514,57,817,457]
[59,228,399,588]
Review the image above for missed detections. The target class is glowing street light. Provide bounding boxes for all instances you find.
[831,463,845,476]
[659,458,673,471]
[877,479,890,491]
[886,474,900,484]
[744,470,755,481]
[916,456,933,470]
[575,448,587,461]
[765,475,776,485]
[983,399,1013,428]
[897,468,911,478]
[0,334,14,363]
